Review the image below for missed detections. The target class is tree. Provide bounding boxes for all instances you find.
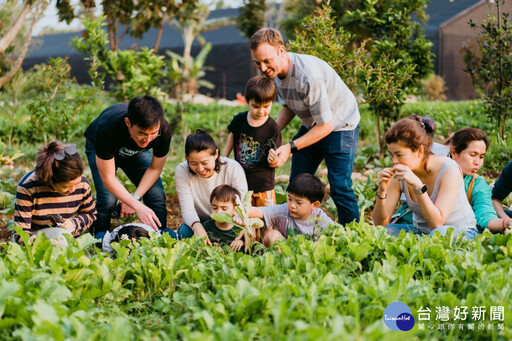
[345,0,433,156]
[287,5,366,92]
[0,0,46,89]
[238,0,267,39]
[168,0,236,95]
[279,0,361,39]
[57,0,181,51]
[462,0,512,139]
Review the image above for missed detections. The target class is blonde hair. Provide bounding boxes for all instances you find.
[250,27,284,50]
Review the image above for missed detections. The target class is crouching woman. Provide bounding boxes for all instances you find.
[372,116,478,238]
[13,141,96,243]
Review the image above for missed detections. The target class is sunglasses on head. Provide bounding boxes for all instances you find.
[54,144,78,161]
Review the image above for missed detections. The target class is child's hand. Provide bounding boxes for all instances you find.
[267,148,278,167]
[230,238,244,252]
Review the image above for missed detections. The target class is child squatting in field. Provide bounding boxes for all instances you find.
[234,173,333,248]
[202,184,249,252]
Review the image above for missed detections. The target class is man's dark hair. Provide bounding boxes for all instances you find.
[127,95,164,129]
[286,173,325,203]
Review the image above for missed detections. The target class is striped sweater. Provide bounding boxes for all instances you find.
[14,171,96,236]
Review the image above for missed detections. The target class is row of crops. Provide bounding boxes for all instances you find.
[1,222,511,340]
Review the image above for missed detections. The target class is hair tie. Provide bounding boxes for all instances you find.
[420,121,426,129]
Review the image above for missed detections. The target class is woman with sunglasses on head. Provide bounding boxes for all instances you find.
[175,129,248,244]
[446,128,511,233]
[372,115,478,238]
[13,141,96,243]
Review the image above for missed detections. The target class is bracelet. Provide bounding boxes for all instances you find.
[377,192,387,200]
[502,219,507,231]
[191,221,200,230]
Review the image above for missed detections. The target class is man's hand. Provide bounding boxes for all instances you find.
[270,144,292,168]
[134,204,161,231]
[120,201,136,218]
[192,223,212,245]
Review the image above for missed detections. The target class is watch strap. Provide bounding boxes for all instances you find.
[413,184,427,195]
[131,193,142,201]
[289,141,298,154]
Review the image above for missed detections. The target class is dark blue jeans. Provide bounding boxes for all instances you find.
[85,142,167,234]
[290,125,360,225]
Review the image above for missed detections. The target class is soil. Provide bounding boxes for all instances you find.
[0,193,184,244]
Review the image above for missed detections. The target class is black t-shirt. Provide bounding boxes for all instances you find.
[84,103,172,160]
[203,219,238,244]
[492,160,512,201]
[227,111,282,192]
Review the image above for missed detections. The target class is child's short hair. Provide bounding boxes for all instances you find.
[244,75,277,104]
[115,225,150,242]
[286,173,325,203]
[210,184,241,206]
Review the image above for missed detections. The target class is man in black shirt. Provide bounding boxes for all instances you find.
[85,95,172,237]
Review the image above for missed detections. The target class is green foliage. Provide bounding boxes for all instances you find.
[165,43,214,97]
[279,0,361,39]
[238,0,267,38]
[24,57,99,143]
[462,0,512,139]
[400,100,490,138]
[1,224,512,339]
[346,0,433,155]
[72,16,167,102]
[287,4,366,92]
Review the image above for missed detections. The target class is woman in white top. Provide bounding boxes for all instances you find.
[372,115,477,238]
[175,129,248,244]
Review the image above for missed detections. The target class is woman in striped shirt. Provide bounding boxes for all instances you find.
[14,141,96,242]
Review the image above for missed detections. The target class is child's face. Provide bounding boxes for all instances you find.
[286,193,319,221]
[248,99,273,122]
[211,198,236,216]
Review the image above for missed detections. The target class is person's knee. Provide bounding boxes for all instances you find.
[161,228,178,239]
[178,223,194,239]
[143,182,166,205]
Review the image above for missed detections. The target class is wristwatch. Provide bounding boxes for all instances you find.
[131,193,142,201]
[289,141,298,154]
[413,184,428,195]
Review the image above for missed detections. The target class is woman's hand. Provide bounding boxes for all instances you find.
[377,167,395,196]
[62,219,76,235]
[192,223,212,245]
[392,164,423,189]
